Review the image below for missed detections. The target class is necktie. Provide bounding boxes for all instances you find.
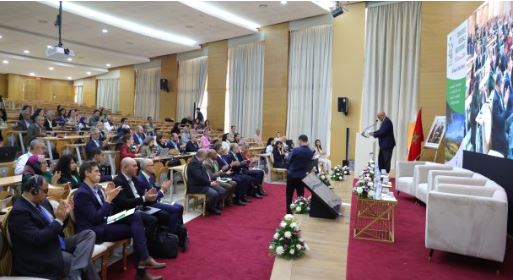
[93,187,104,205]
[37,205,66,250]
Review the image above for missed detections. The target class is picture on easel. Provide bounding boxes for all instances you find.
[425,116,446,149]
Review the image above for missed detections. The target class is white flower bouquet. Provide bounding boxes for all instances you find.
[289,196,311,214]
[342,165,351,175]
[269,214,308,260]
[330,165,345,181]
[317,172,331,188]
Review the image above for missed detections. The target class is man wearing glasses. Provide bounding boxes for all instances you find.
[8,174,99,280]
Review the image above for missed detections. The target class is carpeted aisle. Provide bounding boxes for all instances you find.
[109,183,286,280]
[347,183,513,280]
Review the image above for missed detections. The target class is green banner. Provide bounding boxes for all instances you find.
[446,78,466,114]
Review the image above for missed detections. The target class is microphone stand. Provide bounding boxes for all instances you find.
[360,120,378,138]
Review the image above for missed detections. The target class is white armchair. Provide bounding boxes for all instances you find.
[395,161,427,197]
[413,164,452,203]
[425,181,508,263]
[417,169,474,204]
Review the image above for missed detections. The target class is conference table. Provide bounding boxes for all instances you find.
[38,135,90,161]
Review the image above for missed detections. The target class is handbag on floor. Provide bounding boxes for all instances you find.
[175,224,189,252]
[150,231,179,258]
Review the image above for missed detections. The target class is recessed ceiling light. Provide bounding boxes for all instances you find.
[67,77,72,80]
[86,71,91,75]
[0,35,3,39]
[40,1,198,47]
[48,67,54,70]
[23,50,30,54]
[102,28,108,33]
[281,1,287,5]
[29,72,35,76]
[47,45,52,49]
[67,58,73,61]
[106,63,111,67]
[181,1,260,31]
[2,60,8,64]
[311,0,336,11]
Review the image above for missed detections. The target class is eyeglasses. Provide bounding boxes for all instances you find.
[41,188,49,194]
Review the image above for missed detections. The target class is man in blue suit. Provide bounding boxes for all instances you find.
[73,161,165,280]
[214,144,252,204]
[8,175,98,280]
[166,133,183,153]
[370,112,396,173]
[226,143,265,198]
[133,125,146,146]
[85,128,107,158]
[138,158,185,232]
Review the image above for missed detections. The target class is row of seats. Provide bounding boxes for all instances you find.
[395,161,508,266]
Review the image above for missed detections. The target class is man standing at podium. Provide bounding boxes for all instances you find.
[369,112,395,173]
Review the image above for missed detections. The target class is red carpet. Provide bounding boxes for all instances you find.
[347,181,513,280]
[109,183,286,280]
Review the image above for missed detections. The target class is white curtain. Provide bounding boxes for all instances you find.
[97,79,119,112]
[135,67,161,120]
[177,56,208,121]
[287,24,333,153]
[227,41,264,138]
[361,1,421,163]
[74,86,83,105]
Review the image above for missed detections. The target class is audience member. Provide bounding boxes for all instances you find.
[265,137,274,154]
[186,149,224,214]
[86,127,107,157]
[54,155,82,189]
[253,128,262,144]
[66,109,78,126]
[133,125,146,146]
[227,125,236,142]
[180,126,191,144]
[44,110,55,130]
[203,149,235,206]
[8,174,99,280]
[22,154,60,185]
[221,133,231,153]
[16,106,33,130]
[314,139,332,174]
[15,139,46,175]
[145,116,156,136]
[166,133,182,154]
[185,134,200,153]
[119,134,141,160]
[26,115,47,145]
[87,147,116,182]
[272,141,287,168]
[214,144,251,204]
[140,137,156,158]
[200,130,211,149]
[88,110,101,127]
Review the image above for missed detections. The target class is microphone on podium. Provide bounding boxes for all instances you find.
[360,120,378,138]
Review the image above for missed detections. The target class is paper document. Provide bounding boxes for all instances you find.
[107,208,135,224]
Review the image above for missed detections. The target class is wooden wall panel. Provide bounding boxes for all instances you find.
[262,23,289,141]
[160,54,178,121]
[330,2,366,165]
[5,74,73,103]
[0,74,6,97]
[117,65,135,115]
[206,40,228,129]
[82,77,97,107]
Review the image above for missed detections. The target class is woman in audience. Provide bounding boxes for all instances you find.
[171,122,181,134]
[22,154,60,185]
[200,130,211,149]
[54,154,82,189]
[78,116,89,131]
[117,117,131,135]
[119,134,141,159]
[203,120,211,132]
[156,134,167,151]
[55,107,67,126]
[222,133,231,154]
[18,105,32,120]
[0,108,7,146]
[314,139,332,174]
[66,109,79,126]
[140,137,156,158]
[31,108,44,122]
[272,141,287,168]
[265,137,274,154]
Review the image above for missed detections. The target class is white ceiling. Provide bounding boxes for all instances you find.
[0,1,327,81]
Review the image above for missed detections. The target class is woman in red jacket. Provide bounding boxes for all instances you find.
[119,134,141,160]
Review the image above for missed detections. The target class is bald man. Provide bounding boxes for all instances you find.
[369,112,396,173]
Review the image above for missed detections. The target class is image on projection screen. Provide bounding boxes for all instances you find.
[463,1,513,159]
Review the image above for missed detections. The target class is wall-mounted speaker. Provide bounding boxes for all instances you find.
[338,97,348,115]
[160,78,170,92]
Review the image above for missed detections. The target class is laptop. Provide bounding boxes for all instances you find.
[0,147,17,163]
[159,148,170,157]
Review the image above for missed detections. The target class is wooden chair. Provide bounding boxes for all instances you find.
[153,161,164,172]
[265,154,287,181]
[183,165,207,216]
[47,182,71,201]
[155,166,170,186]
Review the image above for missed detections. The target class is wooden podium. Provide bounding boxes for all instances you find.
[354,132,376,174]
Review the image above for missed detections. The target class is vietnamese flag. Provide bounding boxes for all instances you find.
[408,109,424,161]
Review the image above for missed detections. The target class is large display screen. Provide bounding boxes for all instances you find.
[447,1,513,162]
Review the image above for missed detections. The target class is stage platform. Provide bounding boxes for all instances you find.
[270,175,354,280]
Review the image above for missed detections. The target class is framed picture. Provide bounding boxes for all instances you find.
[425,116,446,149]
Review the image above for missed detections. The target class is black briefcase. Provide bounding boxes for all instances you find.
[150,231,179,258]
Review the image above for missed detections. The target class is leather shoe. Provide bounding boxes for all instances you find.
[234,199,246,206]
[138,257,166,269]
[210,208,222,215]
[134,272,163,280]
[252,193,263,199]
[242,197,252,203]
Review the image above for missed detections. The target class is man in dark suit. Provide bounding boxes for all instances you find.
[166,133,183,153]
[227,143,264,198]
[87,147,115,182]
[369,112,396,173]
[286,134,314,214]
[112,158,169,235]
[185,134,200,153]
[204,149,235,206]
[133,126,146,146]
[214,144,252,204]
[16,107,32,131]
[86,128,107,158]
[186,149,224,214]
[8,175,98,280]
[138,158,185,232]
[491,73,508,156]
[74,161,165,280]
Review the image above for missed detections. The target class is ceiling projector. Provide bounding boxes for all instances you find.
[46,46,75,61]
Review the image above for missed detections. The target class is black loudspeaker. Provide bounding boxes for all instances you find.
[338,97,348,115]
[160,79,170,92]
[309,194,339,219]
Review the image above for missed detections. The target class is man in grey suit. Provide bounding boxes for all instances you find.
[203,149,236,206]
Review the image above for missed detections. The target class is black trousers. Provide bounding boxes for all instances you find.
[378,148,394,173]
[286,176,305,214]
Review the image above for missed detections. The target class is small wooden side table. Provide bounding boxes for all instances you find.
[353,193,397,243]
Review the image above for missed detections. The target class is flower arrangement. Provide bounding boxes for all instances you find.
[343,165,351,175]
[352,159,376,199]
[290,196,311,214]
[330,165,345,181]
[318,172,331,188]
[269,214,309,260]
